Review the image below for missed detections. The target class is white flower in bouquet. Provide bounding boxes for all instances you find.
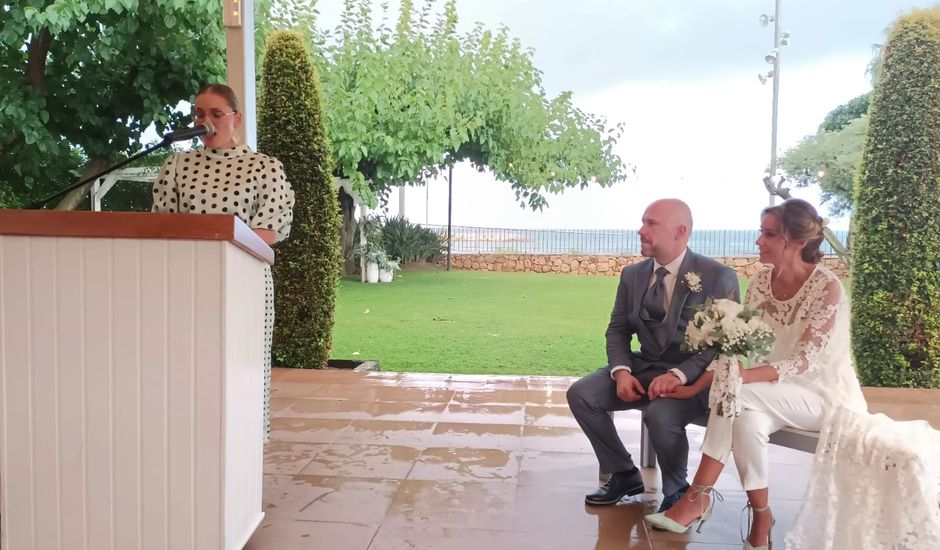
[682,298,776,417]
[683,322,708,348]
[746,315,766,332]
[713,298,743,320]
[719,316,746,346]
[682,298,774,358]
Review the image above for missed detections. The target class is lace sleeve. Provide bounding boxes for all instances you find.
[768,277,842,380]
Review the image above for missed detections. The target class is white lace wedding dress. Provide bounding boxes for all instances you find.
[742,266,940,549]
[743,265,865,410]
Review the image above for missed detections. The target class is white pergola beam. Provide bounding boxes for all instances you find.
[223,0,257,149]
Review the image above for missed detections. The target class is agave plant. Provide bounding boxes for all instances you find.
[381,216,446,262]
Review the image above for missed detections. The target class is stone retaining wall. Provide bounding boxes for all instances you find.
[442,253,848,279]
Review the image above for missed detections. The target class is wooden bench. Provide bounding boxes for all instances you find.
[633,387,940,469]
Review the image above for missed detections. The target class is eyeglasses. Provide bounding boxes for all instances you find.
[193,109,237,122]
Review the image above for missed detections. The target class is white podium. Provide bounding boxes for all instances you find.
[0,211,272,550]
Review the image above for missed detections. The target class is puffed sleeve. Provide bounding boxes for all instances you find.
[151,154,180,213]
[251,157,295,243]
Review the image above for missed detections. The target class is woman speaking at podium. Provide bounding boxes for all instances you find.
[151,83,295,440]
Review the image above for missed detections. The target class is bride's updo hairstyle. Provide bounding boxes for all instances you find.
[762,198,826,264]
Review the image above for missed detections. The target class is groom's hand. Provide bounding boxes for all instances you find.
[647,373,682,400]
[613,370,645,402]
[662,385,698,400]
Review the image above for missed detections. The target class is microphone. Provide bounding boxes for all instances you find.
[162,123,215,142]
[30,125,217,208]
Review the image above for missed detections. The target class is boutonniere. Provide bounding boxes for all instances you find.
[684,272,702,293]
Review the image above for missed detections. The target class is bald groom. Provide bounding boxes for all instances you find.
[567,199,739,512]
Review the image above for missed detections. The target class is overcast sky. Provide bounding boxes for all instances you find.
[315,1,937,230]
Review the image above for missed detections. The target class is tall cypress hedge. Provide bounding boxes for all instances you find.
[851,9,940,388]
[259,31,342,369]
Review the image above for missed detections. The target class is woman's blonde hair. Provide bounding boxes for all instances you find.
[195,83,242,145]
[762,198,826,264]
[196,83,240,112]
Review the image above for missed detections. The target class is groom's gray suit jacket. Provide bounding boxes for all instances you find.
[606,249,740,384]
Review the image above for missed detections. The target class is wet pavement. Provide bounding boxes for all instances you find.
[246,368,815,549]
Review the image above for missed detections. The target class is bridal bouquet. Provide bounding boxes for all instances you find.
[682,298,775,357]
[682,298,775,417]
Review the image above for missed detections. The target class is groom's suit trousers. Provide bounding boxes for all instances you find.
[700,380,823,490]
[567,366,709,497]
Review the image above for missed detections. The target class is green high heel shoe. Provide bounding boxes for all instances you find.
[644,483,724,534]
[742,503,775,550]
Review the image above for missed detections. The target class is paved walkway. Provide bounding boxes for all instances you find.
[246,368,815,549]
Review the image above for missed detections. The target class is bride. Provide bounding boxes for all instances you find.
[643,198,866,549]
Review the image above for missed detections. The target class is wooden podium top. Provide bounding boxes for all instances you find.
[0,210,274,264]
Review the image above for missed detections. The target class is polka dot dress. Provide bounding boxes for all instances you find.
[152,145,295,441]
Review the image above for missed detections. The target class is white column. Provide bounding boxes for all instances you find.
[224,0,257,150]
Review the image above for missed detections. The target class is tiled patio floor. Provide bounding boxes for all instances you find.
[246,368,815,550]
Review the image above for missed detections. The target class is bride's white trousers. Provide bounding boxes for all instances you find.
[700,380,823,490]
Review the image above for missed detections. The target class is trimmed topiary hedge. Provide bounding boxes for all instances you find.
[851,9,940,388]
[259,30,342,369]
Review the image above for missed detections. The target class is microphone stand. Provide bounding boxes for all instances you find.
[28,135,175,210]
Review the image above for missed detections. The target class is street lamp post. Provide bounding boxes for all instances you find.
[759,0,789,206]
[769,0,781,207]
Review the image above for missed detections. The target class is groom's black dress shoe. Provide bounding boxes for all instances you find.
[584,468,645,506]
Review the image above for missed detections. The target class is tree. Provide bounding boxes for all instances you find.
[259,30,342,369]
[775,90,876,269]
[778,115,868,217]
[818,93,870,133]
[776,43,886,224]
[254,0,321,73]
[259,0,629,272]
[0,0,227,208]
[852,8,940,388]
[0,183,18,208]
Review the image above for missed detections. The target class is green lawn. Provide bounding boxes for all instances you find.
[331,267,747,377]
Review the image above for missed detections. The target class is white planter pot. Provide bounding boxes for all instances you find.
[379,269,394,283]
[365,262,379,283]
